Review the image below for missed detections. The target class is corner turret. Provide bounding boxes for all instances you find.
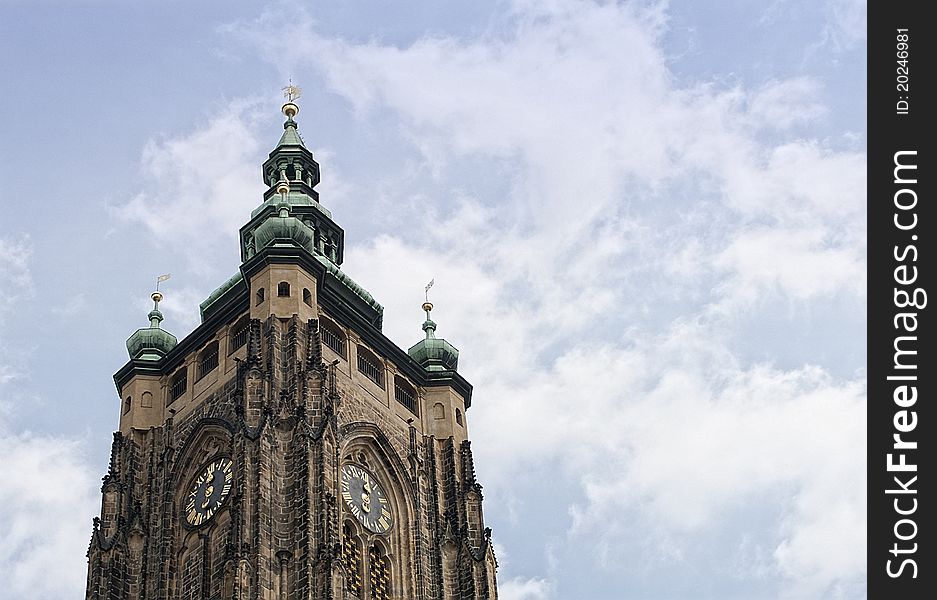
[125,290,177,361]
[408,301,460,371]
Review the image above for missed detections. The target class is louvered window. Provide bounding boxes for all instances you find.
[229,318,249,354]
[320,320,346,358]
[196,342,219,381]
[169,369,187,403]
[394,376,418,415]
[343,523,362,597]
[369,544,390,600]
[356,346,384,388]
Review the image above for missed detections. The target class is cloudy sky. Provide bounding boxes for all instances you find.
[0,1,866,598]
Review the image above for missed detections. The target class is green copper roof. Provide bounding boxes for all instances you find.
[250,191,332,219]
[314,253,384,316]
[252,202,317,253]
[199,272,245,320]
[277,117,305,147]
[126,301,177,361]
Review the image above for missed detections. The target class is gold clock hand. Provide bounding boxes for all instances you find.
[201,484,214,508]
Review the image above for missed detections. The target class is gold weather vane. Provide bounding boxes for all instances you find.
[282,81,302,103]
[424,278,435,302]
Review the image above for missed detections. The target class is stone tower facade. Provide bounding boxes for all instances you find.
[85,99,499,600]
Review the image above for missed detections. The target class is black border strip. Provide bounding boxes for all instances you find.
[868,2,932,595]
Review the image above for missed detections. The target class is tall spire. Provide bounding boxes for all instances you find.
[260,87,321,202]
[239,86,347,267]
[278,91,305,147]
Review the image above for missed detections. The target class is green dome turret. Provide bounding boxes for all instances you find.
[408,301,459,371]
[126,291,177,361]
[250,188,317,255]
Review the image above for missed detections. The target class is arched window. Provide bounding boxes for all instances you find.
[320,318,347,359]
[277,281,290,297]
[356,345,384,388]
[123,396,131,414]
[196,341,219,381]
[169,368,187,403]
[342,522,363,597]
[303,287,313,306]
[455,407,463,426]
[433,402,445,420]
[255,287,265,305]
[393,376,418,415]
[369,543,391,600]
[228,316,249,354]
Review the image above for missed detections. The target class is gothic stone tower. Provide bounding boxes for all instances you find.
[85,98,499,600]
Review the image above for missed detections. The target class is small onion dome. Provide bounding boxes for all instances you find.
[252,202,317,255]
[407,301,459,371]
[126,292,178,361]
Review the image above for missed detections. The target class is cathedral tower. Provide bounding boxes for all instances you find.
[86,95,499,599]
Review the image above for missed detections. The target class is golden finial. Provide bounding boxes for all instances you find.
[282,80,302,119]
[423,278,435,313]
[153,273,171,308]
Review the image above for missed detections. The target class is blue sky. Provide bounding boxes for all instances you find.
[0,1,866,598]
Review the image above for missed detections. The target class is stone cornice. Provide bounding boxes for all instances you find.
[114,245,473,408]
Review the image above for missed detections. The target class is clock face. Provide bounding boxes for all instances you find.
[183,457,233,527]
[341,464,392,533]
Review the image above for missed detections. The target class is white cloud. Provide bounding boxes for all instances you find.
[748,78,827,130]
[113,99,267,273]
[0,234,33,312]
[0,237,100,600]
[826,0,867,49]
[0,429,99,599]
[714,225,865,305]
[499,576,554,600]
[0,234,33,389]
[221,1,867,596]
[132,284,209,338]
[234,1,864,309]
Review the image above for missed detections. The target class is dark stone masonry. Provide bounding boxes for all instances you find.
[86,99,498,600]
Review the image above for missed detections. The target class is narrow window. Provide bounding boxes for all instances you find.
[256,287,265,305]
[228,317,249,354]
[342,523,363,597]
[356,346,384,388]
[277,281,290,297]
[196,341,219,381]
[369,543,391,600]
[394,376,418,415]
[169,368,187,403]
[303,287,313,306]
[320,318,347,359]
[455,408,463,426]
[123,396,131,414]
